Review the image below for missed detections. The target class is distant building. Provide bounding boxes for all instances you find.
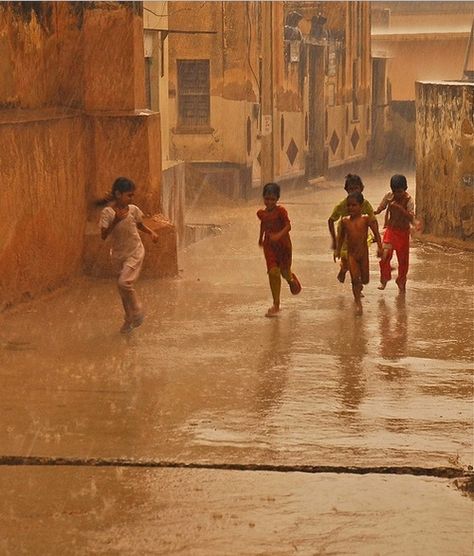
[166,1,372,200]
[371,1,473,166]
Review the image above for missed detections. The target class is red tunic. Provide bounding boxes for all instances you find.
[257,205,292,272]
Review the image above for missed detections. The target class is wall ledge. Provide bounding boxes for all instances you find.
[0,107,81,126]
[0,107,160,126]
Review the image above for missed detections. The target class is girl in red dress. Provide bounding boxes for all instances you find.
[257,183,301,317]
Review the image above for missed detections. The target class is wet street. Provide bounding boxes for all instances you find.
[0,172,473,554]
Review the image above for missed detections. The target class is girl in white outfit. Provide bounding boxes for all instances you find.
[98,177,158,333]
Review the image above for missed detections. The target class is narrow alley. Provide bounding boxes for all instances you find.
[0,172,472,554]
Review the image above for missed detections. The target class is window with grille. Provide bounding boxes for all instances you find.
[177,60,210,128]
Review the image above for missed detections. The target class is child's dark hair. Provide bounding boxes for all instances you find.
[390,174,408,191]
[96,177,136,206]
[344,173,364,191]
[347,191,364,205]
[262,182,280,198]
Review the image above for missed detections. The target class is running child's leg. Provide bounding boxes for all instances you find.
[379,241,394,289]
[118,263,144,329]
[358,251,370,298]
[394,233,410,293]
[267,267,281,316]
[117,265,133,326]
[348,255,363,315]
[281,266,301,295]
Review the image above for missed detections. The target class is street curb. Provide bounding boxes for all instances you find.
[0,455,470,479]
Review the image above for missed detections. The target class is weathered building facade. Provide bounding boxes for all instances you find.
[0,1,177,310]
[143,1,186,243]
[166,1,372,199]
[371,1,472,165]
[415,81,474,243]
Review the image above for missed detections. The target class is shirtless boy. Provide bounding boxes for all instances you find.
[374,174,415,293]
[336,192,383,315]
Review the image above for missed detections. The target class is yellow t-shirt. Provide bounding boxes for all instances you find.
[329,198,375,221]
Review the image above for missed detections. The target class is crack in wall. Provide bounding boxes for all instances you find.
[0,455,470,479]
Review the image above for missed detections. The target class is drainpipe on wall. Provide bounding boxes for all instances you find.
[261,1,274,184]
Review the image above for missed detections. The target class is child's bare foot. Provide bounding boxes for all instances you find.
[131,313,145,329]
[378,281,387,290]
[265,306,280,318]
[120,321,133,334]
[355,302,363,316]
[337,270,346,283]
[289,273,302,295]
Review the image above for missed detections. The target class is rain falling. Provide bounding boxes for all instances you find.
[0,1,473,554]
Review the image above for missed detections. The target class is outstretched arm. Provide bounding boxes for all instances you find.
[137,221,159,243]
[374,194,390,215]
[328,218,337,250]
[258,222,264,246]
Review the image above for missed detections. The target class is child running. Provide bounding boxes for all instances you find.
[328,174,375,283]
[336,192,383,315]
[98,177,158,334]
[374,174,414,293]
[257,182,301,317]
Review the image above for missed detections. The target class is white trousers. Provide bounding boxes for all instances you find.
[116,259,144,324]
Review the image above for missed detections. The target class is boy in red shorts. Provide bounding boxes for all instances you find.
[375,174,414,293]
[257,182,301,317]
